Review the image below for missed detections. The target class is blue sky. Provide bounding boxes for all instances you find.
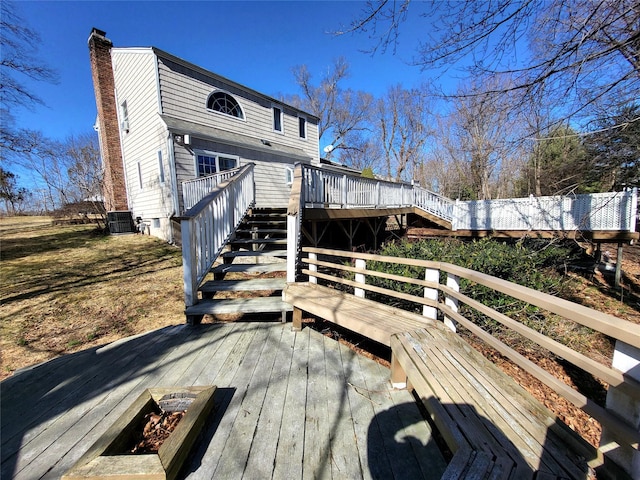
[12,0,448,142]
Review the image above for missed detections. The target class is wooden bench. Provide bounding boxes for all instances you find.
[391,327,605,480]
[285,281,630,479]
[283,282,434,346]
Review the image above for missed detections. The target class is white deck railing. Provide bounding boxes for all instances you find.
[453,189,638,232]
[181,164,255,307]
[299,164,637,233]
[302,165,454,222]
[181,167,243,212]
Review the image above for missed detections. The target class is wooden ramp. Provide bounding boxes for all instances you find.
[1,322,447,480]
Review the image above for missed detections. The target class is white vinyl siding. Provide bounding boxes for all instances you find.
[157,56,320,163]
[111,49,174,229]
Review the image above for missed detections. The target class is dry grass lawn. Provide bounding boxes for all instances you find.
[0,216,184,380]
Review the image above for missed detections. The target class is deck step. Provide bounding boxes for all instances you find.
[186,297,292,316]
[211,263,286,274]
[236,229,287,234]
[222,250,287,258]
[244,219,286,224]
[200,278,286,293]
[231,238,287,245]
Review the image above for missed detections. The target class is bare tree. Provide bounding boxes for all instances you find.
[375,84,432,181]
[0,1,57,155]
[12,133,103,215]
[340,0,640,131]
[0,167,29,214]
[286,58,374,158]
[445,77,524,199]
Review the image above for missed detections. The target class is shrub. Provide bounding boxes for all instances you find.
[367,238,581,338]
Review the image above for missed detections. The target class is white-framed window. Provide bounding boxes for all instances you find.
[195,150,239,177]
[298,116,306,139]
[120,101,130,133]
[136,161,143,190]
[285,166,294,187]
[206,91,245,120]
[157,151,165,185]
[273,106,283,133]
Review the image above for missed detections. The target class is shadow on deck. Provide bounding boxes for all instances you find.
[1,322,447,479]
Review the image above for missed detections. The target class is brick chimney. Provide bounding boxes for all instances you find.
[88,28,128,212]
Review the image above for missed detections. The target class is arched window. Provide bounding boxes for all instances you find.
[206,91,244,119]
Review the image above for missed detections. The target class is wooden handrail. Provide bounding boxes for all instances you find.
[181,164,255,306]
[302,246,640,348]
[298,245,640,452]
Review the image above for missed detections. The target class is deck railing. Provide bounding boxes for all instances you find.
[181,167,243,212]
[301,164,454,221]
[298,164,637,233]
[298,245,640,471]
[453,189,638,232]
[181,164,255,307]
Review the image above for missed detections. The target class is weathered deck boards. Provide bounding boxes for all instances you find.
[1,322,447,479]
[391,327,599,480]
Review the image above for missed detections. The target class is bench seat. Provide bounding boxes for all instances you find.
[283,282,434,346]
[391,327,600,480]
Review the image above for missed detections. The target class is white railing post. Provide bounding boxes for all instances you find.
[354,258,366,298]
[444,273,459,332]
[181,218,198,308]
[600,341,640,477]
[423,267,439,320]
[287,163,304,283]
[308,252,317,284]
[286,214,299,283]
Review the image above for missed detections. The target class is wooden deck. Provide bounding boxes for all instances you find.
[1,322,447,479]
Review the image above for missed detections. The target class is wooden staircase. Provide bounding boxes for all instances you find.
[185,208,291,323]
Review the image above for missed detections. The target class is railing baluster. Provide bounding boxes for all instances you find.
[354,258,366,298]
[444,273,459,332]
[423,267,439,320]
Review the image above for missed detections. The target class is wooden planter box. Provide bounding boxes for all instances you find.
[62,386,216,480]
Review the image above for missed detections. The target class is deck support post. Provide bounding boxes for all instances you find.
[601,340,640,477]
[390,352,407,389]
[423,267,439,320]
[615,243,623,288]
[355,258,366,298]
[444,274,459,332]
[292,307,303,331]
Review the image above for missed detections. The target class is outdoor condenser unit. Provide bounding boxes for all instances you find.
[107,210,135,234]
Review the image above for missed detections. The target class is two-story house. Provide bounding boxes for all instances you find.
[89,28,320,242]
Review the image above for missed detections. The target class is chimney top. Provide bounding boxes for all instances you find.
[88,28,110,44]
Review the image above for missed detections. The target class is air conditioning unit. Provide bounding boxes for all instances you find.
[107,211,135,234]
